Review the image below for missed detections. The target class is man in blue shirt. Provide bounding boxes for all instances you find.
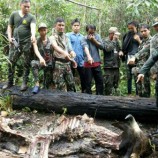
[66,18,86,93]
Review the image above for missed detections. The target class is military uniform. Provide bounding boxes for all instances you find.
[139,33,158,106]
[133,36,151,97]
[6,11,36,88]
[31,37,54,89]
[49,29,75,91]
[103,37,121,95]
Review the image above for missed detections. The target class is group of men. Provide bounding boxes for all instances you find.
[3,0,158,107]
[2,0,121,96]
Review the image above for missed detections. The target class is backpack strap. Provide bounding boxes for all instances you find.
[17,14,28,28]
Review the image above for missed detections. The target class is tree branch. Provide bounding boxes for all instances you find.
[65,0,101,10]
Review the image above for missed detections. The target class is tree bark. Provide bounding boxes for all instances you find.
[1,84,158,122]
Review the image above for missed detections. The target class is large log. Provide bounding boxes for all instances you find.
[0,84,158,122]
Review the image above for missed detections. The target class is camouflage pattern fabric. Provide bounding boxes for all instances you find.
[31,60,53,88]
[7,41,31,84]
[104,68,119,95]
[139,33,158,105]
[133,36,151,97]
[53,61,75,91]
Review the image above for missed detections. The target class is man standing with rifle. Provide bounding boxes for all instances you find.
[3,0,36,91]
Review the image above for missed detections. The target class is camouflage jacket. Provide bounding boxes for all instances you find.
[103,37,121,68]
[134,36,151,68]
[139,33,158,75]
[37,37,53,65]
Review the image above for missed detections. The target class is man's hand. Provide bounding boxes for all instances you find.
[127,57,135,65]
[31,35,36,43]
[69,51,76,58]
[39,57,46,66]
[88,34,95,41]
[65,55,77,68]
[65,54,72,61]
[87,55,94,65]
[71,60,77,68]
[113,34,119,41]
[137,74,144,83]
[119,51,123,57]
[8,37,13,44]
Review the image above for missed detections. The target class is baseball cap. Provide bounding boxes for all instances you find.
[38,23,47,30]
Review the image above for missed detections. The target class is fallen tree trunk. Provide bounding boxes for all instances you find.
[0,84,158,122]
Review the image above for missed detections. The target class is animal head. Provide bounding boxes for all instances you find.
[125,114,134,122]
[125,114,141,133]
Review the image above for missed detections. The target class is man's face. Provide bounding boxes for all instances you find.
[55,22,65,33]
[154,25,158,32]
[39,28,47,37]
[72,22,80,33]
[87,28,95,35]
[140,27,150,38]
[20,2,30,14]
[127,24,136,32]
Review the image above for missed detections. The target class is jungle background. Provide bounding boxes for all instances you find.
[0,0,158,96]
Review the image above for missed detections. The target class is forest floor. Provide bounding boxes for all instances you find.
[0,110,158,158]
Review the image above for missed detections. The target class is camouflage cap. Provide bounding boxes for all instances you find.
[152,17,158,27]
[38,23,47,30]
[108,27,118,33]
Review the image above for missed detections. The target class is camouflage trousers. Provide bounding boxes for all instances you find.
[133,67,151,97]
[53,61,75,91]
[31,60,53,89]
[7,42,31,84]
[104,68,119,95]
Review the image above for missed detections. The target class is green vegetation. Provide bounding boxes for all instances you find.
[0,95,13,112]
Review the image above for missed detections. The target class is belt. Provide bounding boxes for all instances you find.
[55,58,69,63]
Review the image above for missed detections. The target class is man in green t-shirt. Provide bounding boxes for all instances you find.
[3,0,36,91]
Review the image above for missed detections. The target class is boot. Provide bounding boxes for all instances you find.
[20,81,28,91]
[2,82,13,90]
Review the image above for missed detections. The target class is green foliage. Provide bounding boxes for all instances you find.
[0,95,13,112]
[22,107,31,112]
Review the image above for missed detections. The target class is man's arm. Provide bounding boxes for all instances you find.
[8,12,15,43]
[89,34,103,49]
[81,37,93,64]
[103,39,116,52]
[7,25,13,43]
[84,47,93,64]
[137,48,158,83]
[50,36,69,57]
[30,23,36,43]
[33,42,46,66]
[139,55,156,75]
[135,43,150,61]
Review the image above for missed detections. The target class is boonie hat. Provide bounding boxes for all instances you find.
[109,27,118,33]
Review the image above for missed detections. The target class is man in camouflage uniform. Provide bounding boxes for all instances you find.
[31,23,54,94]
[3,0,36,91]
[129,24,151,97]
[137,18,158,106]
[103,27,123,95]
[49,18,77,91]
